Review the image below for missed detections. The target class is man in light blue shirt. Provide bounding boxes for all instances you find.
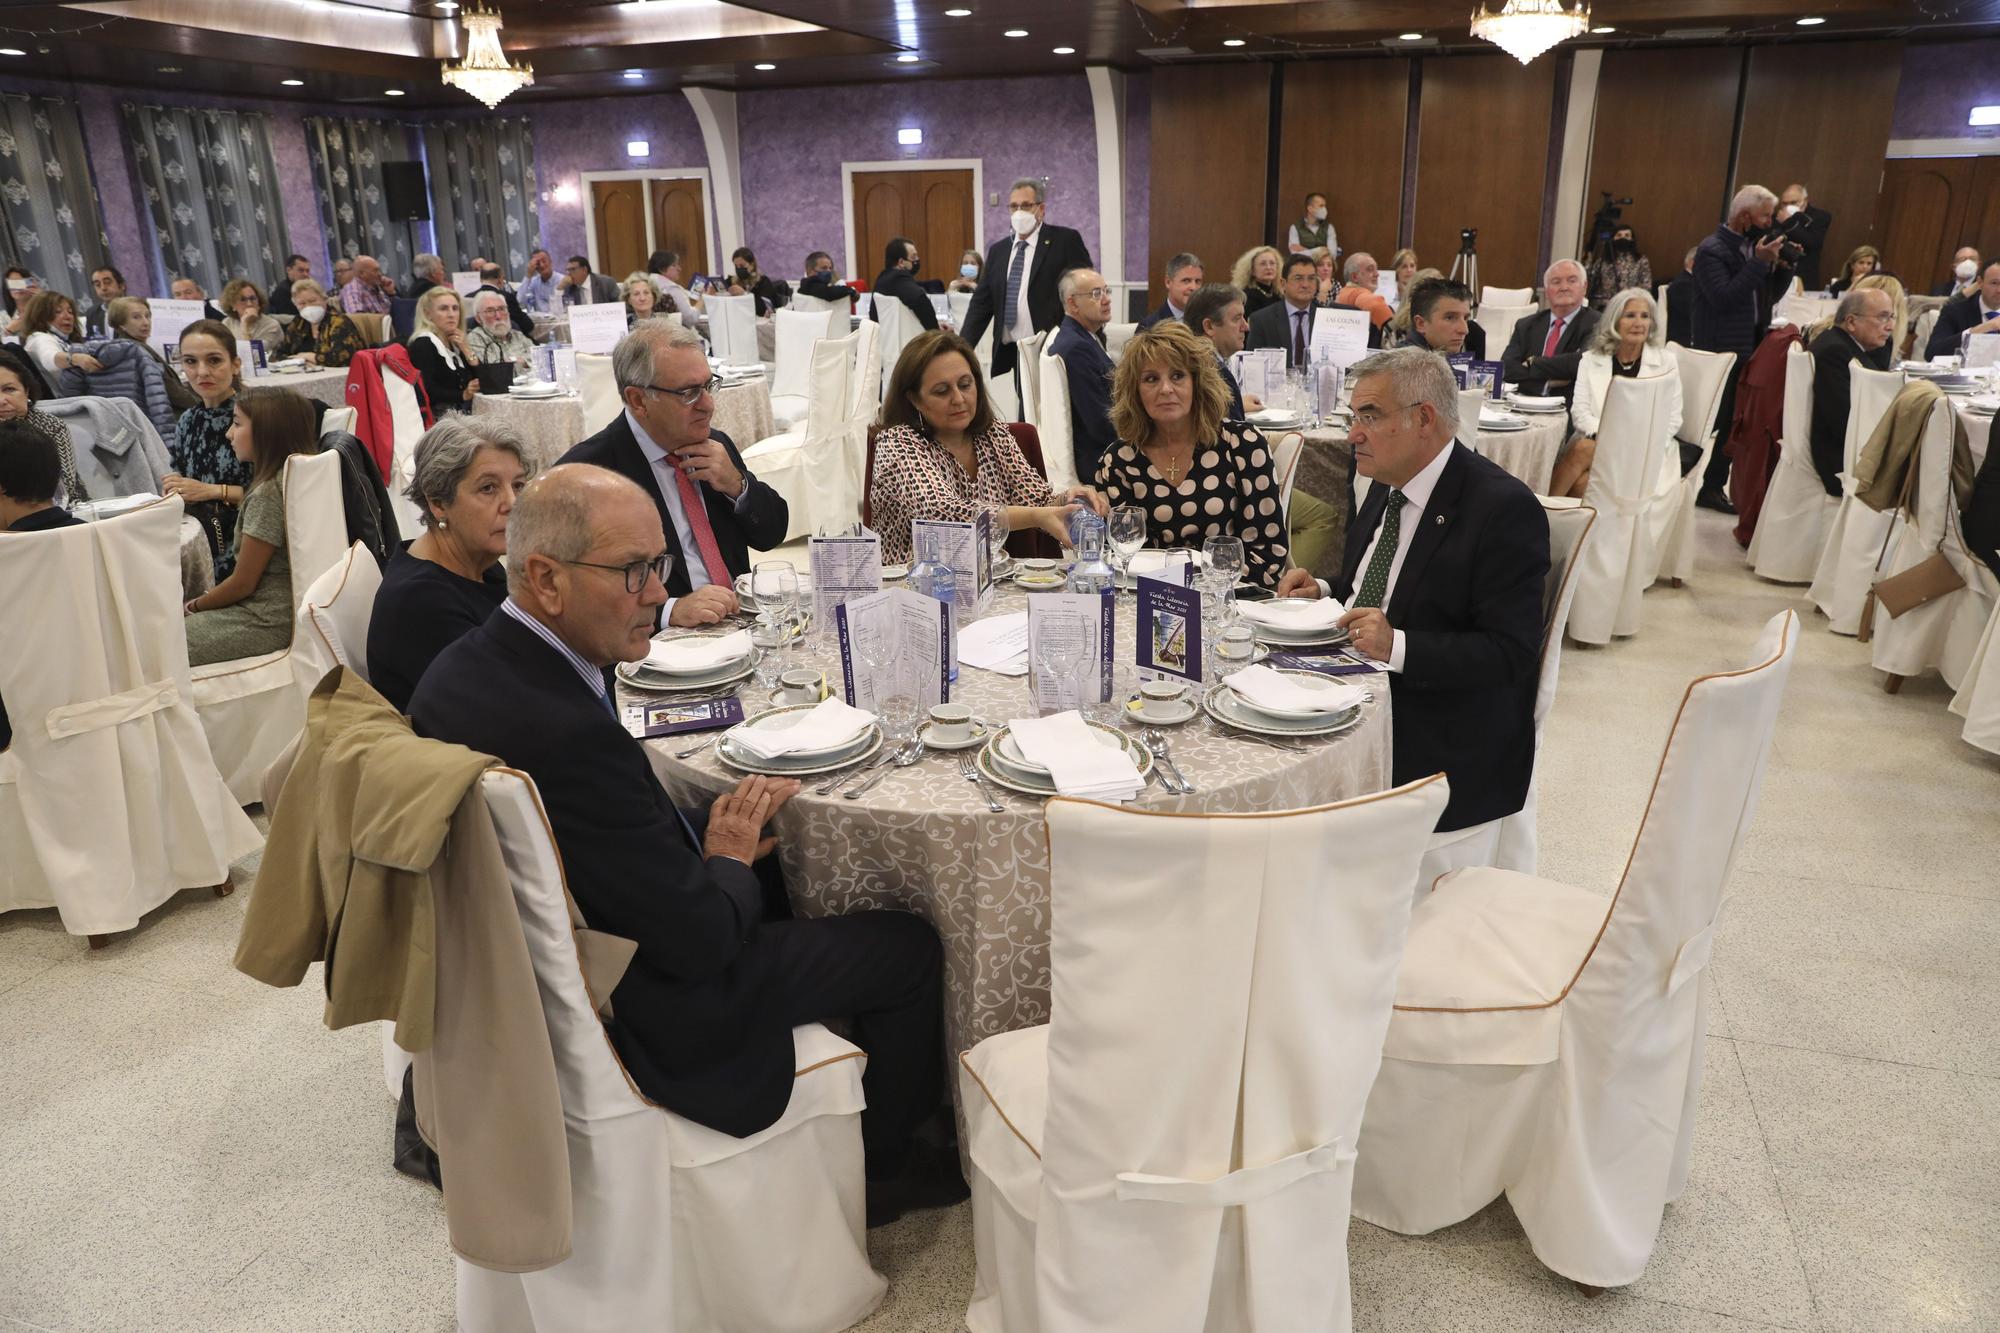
[517,248,556,315]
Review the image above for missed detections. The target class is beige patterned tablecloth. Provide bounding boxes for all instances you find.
[179,516,213,600]
[247,365,350,408]
[638,583,1394,1067]
[1954,402,1993,469]
[473,379,777,472]
[1473,413,1567,495]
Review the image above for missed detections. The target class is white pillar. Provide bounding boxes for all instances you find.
[1086,66,1127,304]
[684,88,743,274]
[1549,50,1603,266]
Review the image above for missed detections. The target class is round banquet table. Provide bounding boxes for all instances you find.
[1953,400,1994,469]
[246,365,350,408]
[1470,412,1568,495]
[636,581,1394,1071]
[179,517,214,599]
[471,378,777,472]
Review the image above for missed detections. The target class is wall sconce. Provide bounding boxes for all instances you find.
[897,127,923,146]
[626,140,651,157]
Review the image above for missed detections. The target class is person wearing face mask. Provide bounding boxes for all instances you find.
[1587,225,1653,310]
[277,279,363,368]
[724,247,789,314]
[947,250,982,295]
[1934,247,1981,299]
[959,177,1094,409]
[799,251,860,304]
[872,237,940,332]
[1777,183,1832,292]
[1925,258,2000,358]
[1286,192,1337,259]
[1691,183,1787,514]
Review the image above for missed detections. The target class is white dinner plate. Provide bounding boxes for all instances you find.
[1203,683,1364,738]
[995,724,1127,778]
[643,633,754,677]
[978,724,1153,795]
[1227,669,1365,722]
[616,655,759,693]
[1479,417,1532,433]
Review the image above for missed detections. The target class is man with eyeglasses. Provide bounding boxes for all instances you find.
[960,177,1094,411]
[558,321,787,628]
[409,463,959,1227]
[1808,287,1896,497]
[1275,348,1547,871]
[1049,266,1118,482]
[559,254,619,308]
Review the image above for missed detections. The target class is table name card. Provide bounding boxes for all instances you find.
[235,339,268,374]
[835,588,952,710]
[622,694,746,739]
[1135,574,1202,685]
[567,303,629,355]
[1966,332,2000,371]
[147,298,207,356]
[1026,590,1115,714]
[452,271,483,297]
[1308,306,1373,372]
[809,527,884,631]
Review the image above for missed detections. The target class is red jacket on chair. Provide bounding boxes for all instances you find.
[1727,324,1804,548]
[344,346,433,480]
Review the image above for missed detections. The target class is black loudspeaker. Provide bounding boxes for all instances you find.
[383,161,431,222]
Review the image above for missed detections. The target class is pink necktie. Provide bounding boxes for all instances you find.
[673,465,732,587]
[1542,315,1565,358]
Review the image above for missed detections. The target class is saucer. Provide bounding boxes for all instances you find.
[919,719,991,751]
[1125,696,1197,726]
[880,562,911,581]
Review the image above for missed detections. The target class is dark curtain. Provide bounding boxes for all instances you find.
[121,102,291,293]
[0,94,112,311]
[422,117,541,273]
[304,116,417,276]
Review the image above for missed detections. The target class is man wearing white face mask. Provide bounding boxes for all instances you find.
[1935,246,1981,299]
[1287,191,1338,258]
[959,177,1093,413]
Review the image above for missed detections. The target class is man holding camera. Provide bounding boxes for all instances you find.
[1690,184,1788,514]
[1778,184,1833,292]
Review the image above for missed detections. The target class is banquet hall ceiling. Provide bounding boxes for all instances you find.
[8,0,2000,106]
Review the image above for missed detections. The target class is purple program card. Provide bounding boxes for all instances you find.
[638,695,746,738]
[1264,651,1377,677]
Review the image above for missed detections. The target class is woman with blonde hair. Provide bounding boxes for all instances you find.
[1807,272,1907,353]
[1558,287,1681,499]
[1384,267,1443,345]
[1387,248,1419,303]
[1230,245,1283,317]
[623,271,663,325]
[1826,245,1882,298]
[1096,321,1290,588]
[407,286,478,414]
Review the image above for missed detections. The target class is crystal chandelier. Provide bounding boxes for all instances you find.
[1469,0,1592,65]
[441,4,534,109]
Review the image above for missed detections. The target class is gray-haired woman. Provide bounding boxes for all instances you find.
[466,288,537,370]
[365,416,536,710]
[1557,286,1681,498]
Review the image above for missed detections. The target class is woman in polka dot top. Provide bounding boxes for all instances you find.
[1097,320,1290,589]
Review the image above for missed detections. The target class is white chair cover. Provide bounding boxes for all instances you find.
[1036,344,1083,495]
[1271,429,1304,523]
[1808,367,1911,633]
[1479,304,1536,363]
[1949,602,2000,754]
[1657,343,1736,584]
[769,309,828,430]
[1748,345,1831,583]
[959,777,1452,1333]
[455,769,884,1333]
[788,292,850,340]
[1568,375,1679,644]
[1912,307,1940,361]
[948,290,973,328]
[847,318,881,424]
[381,364,428,537]
[319,405,358,438]
[1103,321,1137,360]
[1480,286,1533,309]
[190,450,352,803]
[1493,499,1599,875]
[1355,610,1801,1289]
[289,542,382,706]
[705,293,758,367]
[872,299,918,399]
[1775,291,1837,329]
[0,497,260,932]
[742,333,860,542]
[1867,393,2000,687]
[1655,284,1669,341]
[1017,330,1050,429]
[575,353,620,436]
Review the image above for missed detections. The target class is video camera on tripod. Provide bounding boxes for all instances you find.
[1589,191,1632,256]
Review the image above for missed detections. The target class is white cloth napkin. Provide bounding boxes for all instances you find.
[645,629,751,673]
[1006,710,1144,801]
[1236,596,1346,632]
[71,493,161,521]
[1226,662,1366,715]
[730,697,876,759]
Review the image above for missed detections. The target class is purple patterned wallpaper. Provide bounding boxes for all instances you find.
[1124,73,1152,285]
[522,91,709,267]
[736,73,1102,281]
[1890,39,2000,139]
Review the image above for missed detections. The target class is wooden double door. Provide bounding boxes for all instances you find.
[850,167,975,284]
[1875,157,2000,298]
[591,176,710,284]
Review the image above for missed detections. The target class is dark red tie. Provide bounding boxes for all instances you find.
[673,465,732,587]
[1542,315,1566,358]
[1293,310,1307,366]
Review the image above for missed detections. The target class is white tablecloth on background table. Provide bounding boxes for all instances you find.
[247,365,349,408]
[1306,413,1565,499]
[472,378,776,472]
[1953,402,1994,470]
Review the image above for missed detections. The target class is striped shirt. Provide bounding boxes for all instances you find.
[501,598,606,702]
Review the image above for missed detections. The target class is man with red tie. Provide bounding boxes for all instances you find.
[1500,258,1600,400]
[559,321,790,628]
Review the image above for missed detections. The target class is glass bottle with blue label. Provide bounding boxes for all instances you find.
[908,526,959,681]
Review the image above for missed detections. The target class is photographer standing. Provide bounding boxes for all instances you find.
[1690,184,1787,514]
[1778,184,1833,291]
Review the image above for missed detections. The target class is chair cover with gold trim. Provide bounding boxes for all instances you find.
[0,497,260,932]
[455,769,884,1333]
[190,449,353,803]
[1568,375,1680,644]
[1657,343,1735,585]
[958,777,1450,1332]
[1748,345,1830,583]
[1807,364,1903,633]
[1354,611,1800,1289]
[289,541,382,704]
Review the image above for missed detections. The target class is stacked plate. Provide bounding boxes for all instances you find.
[1235,597,1350,648]
[1478,409,1532,433]
[1205,671,1366,738]
[509,380,566,398]
[975,722,1154,796]
[1013,558,1068,590]
[615,631,759,692]
[717,704,881,777]
[1505,392,1567,415]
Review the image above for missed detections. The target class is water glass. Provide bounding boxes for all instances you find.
[1215,624,1258,676]
[1201,536,1246,596]
[1083,664,1131,729]
[877,694,921,747]
[750,620,789,695]
[1109,505,1147,578]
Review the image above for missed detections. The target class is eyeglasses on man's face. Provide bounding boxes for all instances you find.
[1349,401,1418,431]
[562,553,672,594]
[639,376,720,406]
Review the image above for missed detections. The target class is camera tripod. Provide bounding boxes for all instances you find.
[1449,236,1479,300]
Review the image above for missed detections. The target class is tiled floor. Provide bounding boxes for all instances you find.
[3,510,1996,1331]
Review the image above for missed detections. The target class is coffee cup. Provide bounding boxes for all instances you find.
[734,572,754,600]
[928,702,974,743]
[1139,680,1188,720]
[778,669,824,705]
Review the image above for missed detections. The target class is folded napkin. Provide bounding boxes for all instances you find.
[1226,662,1366,715]
[645,629,751,673]
[1128,550,1197,582]
[1236,596,1346,632]
[730,697,876,759]
[1006,711,1144,801]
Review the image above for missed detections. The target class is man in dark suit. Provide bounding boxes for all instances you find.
[1692,184,1787,512]
[408,464,957,1225]
[1185,282,1256,419]
[476,263,535,339]
[798,250,859,305]
[1925,259,2000,359]
[1245,252,1324,367]
[1048,266,1118,482]
[1808,288,1896,496]
[1277,348,1549,836]
[1501,259,1599,398]
[959,177,1093,396]
[1139,252,1203,329]
[1778,184,1834,292]
[1402,277,1475,356]
[559,255,620,308]
[1666,247,1697,347]
[870,236,938,332]
[402,253,446,301]
[266,254,313,319]
[84,265,127,338]
[556,321,788,629]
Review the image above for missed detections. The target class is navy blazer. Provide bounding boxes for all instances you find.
[1336,444,1548,832]
[1925,291,2000,360]
[959,223,1093,379]
[1500,306,1600,397]
[1216,353,1246,420]
[1137,300,1181,330]
[409,607,802,1135]
[1691,224,1771,356]
[870,267,939,331]
[1048,315,1118,483]
[1808,327,1893,496]
[556,413,788,601]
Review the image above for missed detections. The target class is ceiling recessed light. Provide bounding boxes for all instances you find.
[0,48,26,57]
[1591,26,1615,34]
[281,78,304,86]
[1796,15,1825,24]
[1223,38,1245,47]
[944,7,971,15]
[896,52,920,62]
[622,69,643,80]
[753,62,775,70]
[384,88,405,96]
[1003,29,1027,38]
[1052,46,1075,55]
[434,1,458,10]
[1399,32,1423,41]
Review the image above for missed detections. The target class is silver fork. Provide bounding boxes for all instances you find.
[815,747,889,795]
[848,740,923,797]
[957,751,1004,812]
[1144,727,1195,793]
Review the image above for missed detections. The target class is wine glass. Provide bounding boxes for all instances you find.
[1109,505,1147,583]
[980,503,1011,570]
[1202,536,1245,597]
[1035,635,1084,715]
